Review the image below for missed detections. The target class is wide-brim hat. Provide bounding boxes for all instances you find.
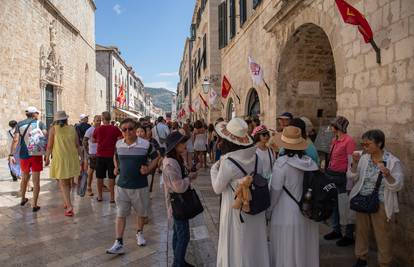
[273,126,308,150]
[54,111,69,121]
[215,117,253,146]
[166,131,189,154]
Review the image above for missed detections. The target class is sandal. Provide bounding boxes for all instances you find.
[110,200,115,204]
[64,208,74,217]
[20,198,29,206]
[96,197,103,202]
[32,206,41,212]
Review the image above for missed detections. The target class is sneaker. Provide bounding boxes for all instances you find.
[106,240,125,254]
[336,236,355,247]
[136,232,146,246]
[353,259,367,267]
[323,231,343,240]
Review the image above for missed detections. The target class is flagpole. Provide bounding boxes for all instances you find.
[231,87,241,104]
[369,39,381,64]
[263,78,271,96]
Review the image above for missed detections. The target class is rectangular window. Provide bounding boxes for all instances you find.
[197,9,201,28]
[184,79,189,97]
[253,0,262,9]
[197,48,201,78]
[203,34,207,70]
[218,2,228,49]
[240,0,247,26]
[229,0,236,39]
[190,24,196,41]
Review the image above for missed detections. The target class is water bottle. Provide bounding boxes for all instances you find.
[302,189,312,217]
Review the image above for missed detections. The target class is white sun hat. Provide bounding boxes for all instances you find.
[215,117,253,146]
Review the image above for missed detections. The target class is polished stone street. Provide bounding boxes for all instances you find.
[0,159,374,267]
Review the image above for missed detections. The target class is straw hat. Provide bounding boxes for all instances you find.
[273,126,308,150]
[54,111,69,121]
[215,117,253,146]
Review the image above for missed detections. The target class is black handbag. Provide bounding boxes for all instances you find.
[350,164,384,213]
[170,186,204,220]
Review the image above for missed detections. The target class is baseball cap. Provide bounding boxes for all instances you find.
[277,112,293,120]
[80,114,89,120]
[26,106,39,114]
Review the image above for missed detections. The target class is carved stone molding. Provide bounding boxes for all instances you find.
[40,19,64,88]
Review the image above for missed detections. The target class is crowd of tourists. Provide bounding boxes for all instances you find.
[6,106,404,267]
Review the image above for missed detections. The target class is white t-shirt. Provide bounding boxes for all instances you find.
[84,126,97,155]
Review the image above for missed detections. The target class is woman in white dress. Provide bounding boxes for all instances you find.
[193,120,207,168]
[268,126,319,267]
[252,125,275,182]
[211,118,270,267]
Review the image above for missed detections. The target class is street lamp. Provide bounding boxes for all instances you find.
[202,78,210,94]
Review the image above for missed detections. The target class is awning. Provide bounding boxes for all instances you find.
[115,108,140,119]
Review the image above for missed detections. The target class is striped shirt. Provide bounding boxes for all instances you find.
[116,138,153,189]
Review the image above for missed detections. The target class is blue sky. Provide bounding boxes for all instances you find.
[95,0,195,92]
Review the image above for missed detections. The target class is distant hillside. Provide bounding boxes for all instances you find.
[144,87,175,112]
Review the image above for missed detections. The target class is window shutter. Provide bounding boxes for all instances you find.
[218,2,228,49]
[203,34,207,70]
[229,0,236,39]
[240,0,247,26]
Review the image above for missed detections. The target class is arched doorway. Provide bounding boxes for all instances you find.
[277,23,336,128]
[226,98,235,121]
[246,88,260,117]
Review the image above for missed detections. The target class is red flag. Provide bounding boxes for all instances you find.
[199,93,209,109]
[335,0,373,43]
[116,81,126,105]
[189,104,195,113]
[221,75,232,99]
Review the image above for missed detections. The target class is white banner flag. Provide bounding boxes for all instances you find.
[193,98,200,111]
[248,56,264,86]
[209,89,218,106]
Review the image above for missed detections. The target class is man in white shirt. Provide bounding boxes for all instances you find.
[83,115,102,196]
[152,116,170,152]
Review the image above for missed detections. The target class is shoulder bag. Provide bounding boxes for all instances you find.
[169,163,204,220]
[350,162,385,213]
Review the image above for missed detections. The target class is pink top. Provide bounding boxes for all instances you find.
[162,157,190,219]
[328,134,356,173]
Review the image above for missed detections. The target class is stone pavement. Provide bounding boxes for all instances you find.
[0,158,376,267]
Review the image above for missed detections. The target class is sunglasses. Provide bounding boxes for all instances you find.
[121,127,135,132]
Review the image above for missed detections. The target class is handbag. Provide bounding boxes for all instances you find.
[170,186,204,220]
[350,163,385,213]
[77,170,88,197]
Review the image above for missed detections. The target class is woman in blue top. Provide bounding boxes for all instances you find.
[279,118,320,166]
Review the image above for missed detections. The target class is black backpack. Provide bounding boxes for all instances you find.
[283,170,338,222]
[228,155,271,223]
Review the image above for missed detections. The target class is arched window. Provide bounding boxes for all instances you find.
[227,98,235,121]
[247,88,260,117]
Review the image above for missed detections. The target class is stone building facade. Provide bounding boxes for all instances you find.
[216,0,413,264]
[178,0,222,123]
[96,44,146,120]
[0,0,97,156]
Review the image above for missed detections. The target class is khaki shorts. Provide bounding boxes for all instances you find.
[115,186,149,217]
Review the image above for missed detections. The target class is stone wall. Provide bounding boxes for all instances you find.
[0,0,97,156]
[220,0,414,264]
[94,71,107,115]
